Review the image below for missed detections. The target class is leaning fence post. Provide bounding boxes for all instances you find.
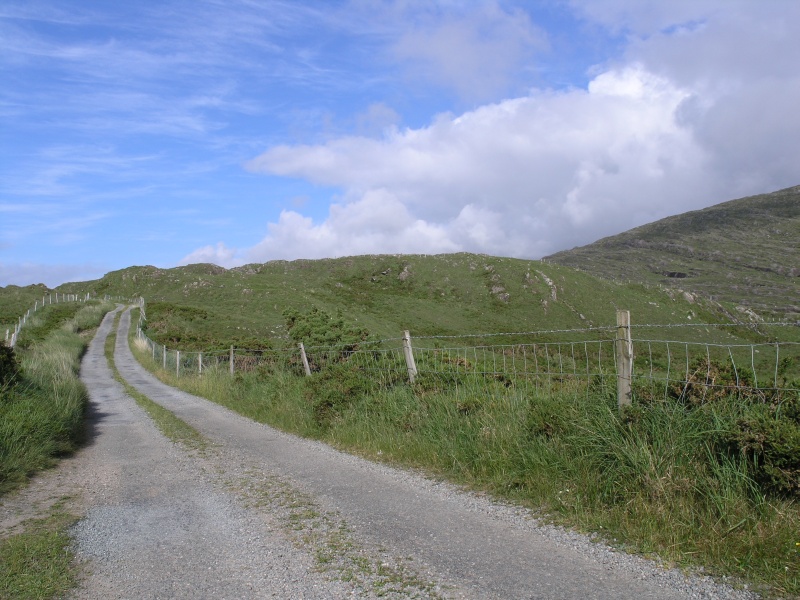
[230,346,235,376]
[298,342,312,376]
[402,330,418,384]
[616,310,633,412]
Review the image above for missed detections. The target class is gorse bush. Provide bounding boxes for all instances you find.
[719,396,800,498]
[671,356,759,405]
[304,362,379,427]
[142,300,273,351]
[284,306,369,350]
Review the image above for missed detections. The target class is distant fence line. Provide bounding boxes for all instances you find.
[3,294,128,348]
[134,303,800,409]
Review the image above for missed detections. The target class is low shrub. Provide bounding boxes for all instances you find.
[719,396,800,498]
[304,362,380,427]
[0,344,20,389]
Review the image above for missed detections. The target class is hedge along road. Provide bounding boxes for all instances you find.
[70,307,757,599]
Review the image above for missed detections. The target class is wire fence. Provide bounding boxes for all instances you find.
[3,292,123,348]
[134,309,800,404]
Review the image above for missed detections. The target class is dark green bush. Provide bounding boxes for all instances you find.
[0,343,20,388]
[304,362,378,427]
[671,356,761,405]
[720,397,800,498]
[284,306,368,350]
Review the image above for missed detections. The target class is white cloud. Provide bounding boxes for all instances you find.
[235,65,710,262]
[195,2,800,267]
[180,242,240,267]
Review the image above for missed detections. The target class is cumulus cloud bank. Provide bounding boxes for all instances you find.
[182,2,800,268]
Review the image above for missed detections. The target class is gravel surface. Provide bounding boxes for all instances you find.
[69,308,361,599]
[65,307,764,599]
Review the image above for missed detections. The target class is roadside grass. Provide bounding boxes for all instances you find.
[0,301,112,495]
[0,506,79,600]
[0,301,112,600]
[105,311,207,452]
[130,324,800,597]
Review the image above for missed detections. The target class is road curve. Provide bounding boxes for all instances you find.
[71,308,356,599]
[70,307,755,599]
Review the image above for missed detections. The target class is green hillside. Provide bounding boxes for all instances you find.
[49,253,775,351]
[0,284,51,339]
[546,185,800,320]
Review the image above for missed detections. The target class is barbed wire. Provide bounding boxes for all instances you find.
[630,321,797,329]
[632,338,800,349]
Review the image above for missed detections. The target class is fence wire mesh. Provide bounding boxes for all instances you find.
[134,320,800,402]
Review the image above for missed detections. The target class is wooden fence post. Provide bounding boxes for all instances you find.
[177,350,180,377]
[163,346,167,370]
[230,346,235,376]
[299,342,312,376]
[199,352,203,375]
[616,310,633,412]
[402,330,418,384]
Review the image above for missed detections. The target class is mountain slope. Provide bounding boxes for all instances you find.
[545,185,800,319]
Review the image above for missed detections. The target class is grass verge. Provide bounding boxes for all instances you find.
[1,301,112,494]
[0,506,79,600]
[0,301,113,600]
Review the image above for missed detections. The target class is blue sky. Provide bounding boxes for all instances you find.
[2,1,799,287]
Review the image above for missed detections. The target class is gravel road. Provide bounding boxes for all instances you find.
[67,307,761,599]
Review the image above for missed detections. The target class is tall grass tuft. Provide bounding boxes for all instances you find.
[0,302,113,495]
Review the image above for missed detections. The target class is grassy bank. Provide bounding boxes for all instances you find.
[128,309,799,597]
[0,301,112,494]
[0,301,113,600]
